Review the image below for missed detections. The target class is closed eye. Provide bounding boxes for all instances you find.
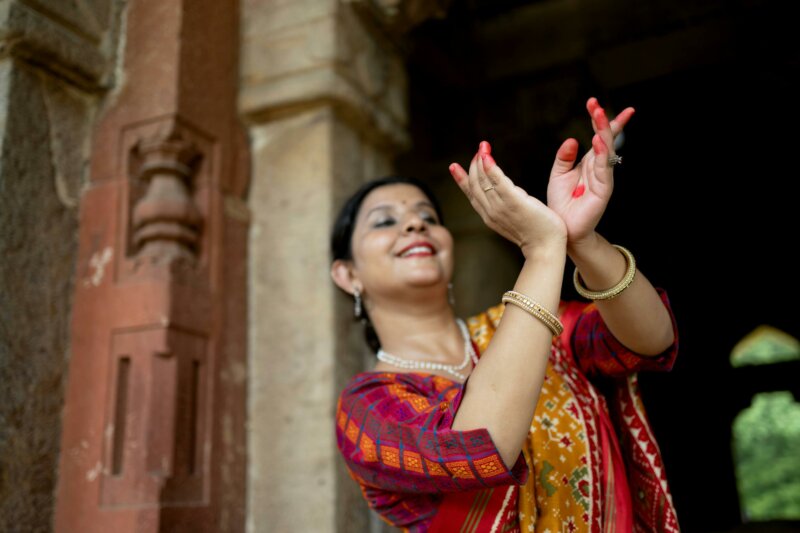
[421,213,439,225]
[373,218,396,228]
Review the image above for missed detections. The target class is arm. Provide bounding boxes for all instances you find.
[448,144,567,467]
[568,233,674,355]
[547,98,673,356]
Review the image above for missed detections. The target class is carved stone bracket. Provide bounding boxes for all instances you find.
[0,0,121,89]
[129,132,203,263]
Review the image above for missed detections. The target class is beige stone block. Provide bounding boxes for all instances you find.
[247,105,396,532]
[248,108,339,532]
[240,0,409,150]
[242,17,337,86]
[242,0,336,36]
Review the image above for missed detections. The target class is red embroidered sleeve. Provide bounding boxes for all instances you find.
[565,288,679,378]
[336,372,528,495]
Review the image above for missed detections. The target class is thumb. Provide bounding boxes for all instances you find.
[551,138,579,177]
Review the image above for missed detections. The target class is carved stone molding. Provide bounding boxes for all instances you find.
[130,132,203,262]
[100,327,208,507]
[240,0,424,152]
[55,1,248,531]
[0,0,120,89]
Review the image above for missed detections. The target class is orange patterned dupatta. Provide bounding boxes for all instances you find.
[432,299,679,533]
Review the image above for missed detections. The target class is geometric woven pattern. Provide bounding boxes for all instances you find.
[335,290,680,532]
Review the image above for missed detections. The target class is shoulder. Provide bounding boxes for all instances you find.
[338,372,453,411]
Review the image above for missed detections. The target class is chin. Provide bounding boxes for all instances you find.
[404,273,447,288]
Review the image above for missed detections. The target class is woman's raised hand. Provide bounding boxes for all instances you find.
[449,142,567,259]
[546,98,634,245]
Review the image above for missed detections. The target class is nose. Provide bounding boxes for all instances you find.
[403,213,427,233]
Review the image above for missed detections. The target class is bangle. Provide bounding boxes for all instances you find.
[501,291,563,337]
[573,244,636,300]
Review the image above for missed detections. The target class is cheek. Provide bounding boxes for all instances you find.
[434,229,455,266]
[352,230,393,266]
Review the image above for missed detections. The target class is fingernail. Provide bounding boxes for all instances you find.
[479,141,491,154]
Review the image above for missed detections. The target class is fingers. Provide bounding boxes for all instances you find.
[610,107,635,136]
[449,162,469,184]
[551,138,579,177]
[591,106,615,156]
[591,133,612,185]
[587,97,635,138]
[449,141,499,216]
[480,151,521,199]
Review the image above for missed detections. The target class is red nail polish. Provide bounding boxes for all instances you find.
[448,164,460,182]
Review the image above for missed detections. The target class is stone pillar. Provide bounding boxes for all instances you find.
[0,1,122,531]
[240,1,447,530]
[54,1,249,532]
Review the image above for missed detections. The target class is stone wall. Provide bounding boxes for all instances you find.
[0,1,122,531]
[239,1,431,530]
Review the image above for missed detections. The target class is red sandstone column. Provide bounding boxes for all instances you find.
[54,1,249,532]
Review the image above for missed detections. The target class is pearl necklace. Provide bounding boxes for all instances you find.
[376,319,479,381]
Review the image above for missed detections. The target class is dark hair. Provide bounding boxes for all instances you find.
[330,175,445,352]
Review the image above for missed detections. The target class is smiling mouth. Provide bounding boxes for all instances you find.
[398,244,436,258]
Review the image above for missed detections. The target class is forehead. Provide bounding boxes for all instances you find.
[358,183,431,214]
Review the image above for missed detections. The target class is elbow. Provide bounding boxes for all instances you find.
[654,326,675,355]
[636,322,675,357]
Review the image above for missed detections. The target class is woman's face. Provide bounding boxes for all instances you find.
[349,183,454,300]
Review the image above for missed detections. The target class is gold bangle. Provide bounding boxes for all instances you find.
[501,290,563,337]
[573,244,636,300]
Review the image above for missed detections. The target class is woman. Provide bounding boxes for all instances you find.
[331,98,680,532]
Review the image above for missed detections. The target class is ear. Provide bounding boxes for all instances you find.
[331,259,360,295]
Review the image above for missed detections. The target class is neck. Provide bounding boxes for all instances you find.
[368,293,463,364]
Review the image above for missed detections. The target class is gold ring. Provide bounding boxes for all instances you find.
[483,185,495,192]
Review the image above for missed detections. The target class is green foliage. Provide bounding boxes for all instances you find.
[732,392,800,520]
[730,326,800,368]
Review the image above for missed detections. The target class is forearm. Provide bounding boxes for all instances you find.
[568,232,674,355]
[452,243,566,467]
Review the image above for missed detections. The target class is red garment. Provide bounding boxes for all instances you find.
[335,291,680,532]
[336,371,528,531]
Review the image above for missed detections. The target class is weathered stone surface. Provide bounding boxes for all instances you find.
[0,58,95,533]
[247,106,390,533]
[54,0,249,531]
[240,0,409,150]
[0,0,121,88]
[241,2,451,531]
[0,11,119,528]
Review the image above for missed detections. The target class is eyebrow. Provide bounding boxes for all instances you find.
[364,201,436,219]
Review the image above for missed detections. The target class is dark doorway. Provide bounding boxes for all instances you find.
[398,1,800,531]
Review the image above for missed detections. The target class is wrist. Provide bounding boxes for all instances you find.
[521,238,567,262]
[567,232,602,260]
